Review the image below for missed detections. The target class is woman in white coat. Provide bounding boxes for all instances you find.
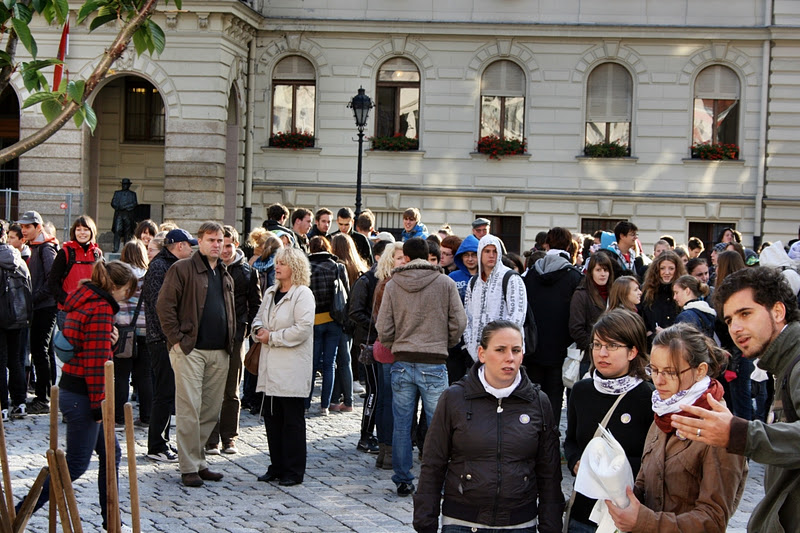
[251,247,315,486]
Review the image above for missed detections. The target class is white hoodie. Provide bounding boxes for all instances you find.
[463,234,528,361]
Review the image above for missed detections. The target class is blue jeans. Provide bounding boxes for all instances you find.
[391,362,448,485]
[728,357,754,420]
[332,333,354,406]
[308,321,342,409]
[35,388,121,529]
[375,362,394,445]
[442,525,536,533]
[568,518,598,533]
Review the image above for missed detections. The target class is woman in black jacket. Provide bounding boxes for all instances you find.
[569,252,615,378]
[414,320,563,533]
[563,309,654,532]
[640,251,686,344]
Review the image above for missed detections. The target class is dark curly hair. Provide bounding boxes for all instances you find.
[714,266,800,324]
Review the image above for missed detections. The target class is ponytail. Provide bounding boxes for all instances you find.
[88,260,137,299]
[674,275,710,299]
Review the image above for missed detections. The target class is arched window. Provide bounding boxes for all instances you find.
[692,65,739,146]
[480,60,525,141]
[375,58,420,140]
[585,63,632,153]
[271,56,316,138]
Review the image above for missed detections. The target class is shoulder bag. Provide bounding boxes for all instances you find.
[114,296,143,359]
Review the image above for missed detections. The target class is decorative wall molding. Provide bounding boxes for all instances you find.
[465,40,541,82]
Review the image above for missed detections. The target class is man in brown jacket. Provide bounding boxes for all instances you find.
[376,237,467,497]
[156,221,236,487]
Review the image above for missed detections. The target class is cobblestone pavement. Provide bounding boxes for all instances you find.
[5,392,762,532]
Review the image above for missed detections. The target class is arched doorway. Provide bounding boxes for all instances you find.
[88,75,166,244]
[0,86,20,219]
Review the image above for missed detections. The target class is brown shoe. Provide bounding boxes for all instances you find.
[181,473,204,487]
[198,468,223,482]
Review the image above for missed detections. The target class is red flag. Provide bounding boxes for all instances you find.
[53,20,69,91]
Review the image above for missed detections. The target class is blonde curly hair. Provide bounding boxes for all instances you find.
[275,247,311,287]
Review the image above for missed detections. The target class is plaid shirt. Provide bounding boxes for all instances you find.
[309,252,347,313]
[61,283,120,419]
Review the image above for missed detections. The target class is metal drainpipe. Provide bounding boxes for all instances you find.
[243,36,256,238]
[754,0,772,251]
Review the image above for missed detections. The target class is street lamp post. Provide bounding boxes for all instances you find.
[347,87,373,218]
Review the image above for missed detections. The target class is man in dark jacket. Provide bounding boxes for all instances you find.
[307,208,332,241]
[157,222,236,488]
[330,207,373,266]
[262,203,291,234]
[205,226,261,455]
[18,210,58,414]
[290,207,312,254]
[142,228,193,463]
[523,227,582,422]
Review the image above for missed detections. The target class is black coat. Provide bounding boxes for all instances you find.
[642,283,678,342]
[226,254,262,342]
[523,256,582,367]
[348,269,378,348]
[414,365,563,533]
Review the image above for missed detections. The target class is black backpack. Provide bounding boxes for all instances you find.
[469,270,538,356]
[0,264,33,330]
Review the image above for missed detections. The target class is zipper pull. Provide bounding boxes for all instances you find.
[497,398,503,413]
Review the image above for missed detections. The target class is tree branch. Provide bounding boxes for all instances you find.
[0,0,161,165]
[0,30,18,98]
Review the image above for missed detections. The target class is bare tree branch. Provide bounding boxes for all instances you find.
[0,0,160,165]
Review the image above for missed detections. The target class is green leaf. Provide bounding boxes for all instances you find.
[66,80,85,103]
[13,2,32,23]
[41,98,62,122]
[131,26,148,55]
[31,0,47,13]
[0,5,11,21]
[11,18,37,59]
[40,3,54,25]
[0,51,12,68]
[3,0,15,10]
[73,109,84,129]
[21,59,62,72]
[77,0,104,24]
[89,12,117,31]
[21,90,58,109]
[21,69,41,92]
[83,101,97,132]
[148,20,165,55]
[52,0,68,23]
[36,71,51,92]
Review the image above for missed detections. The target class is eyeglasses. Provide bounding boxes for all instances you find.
[589,342,628,352]
[644,365,693,380]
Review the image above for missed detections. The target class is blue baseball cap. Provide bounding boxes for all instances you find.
[165,228,198,246]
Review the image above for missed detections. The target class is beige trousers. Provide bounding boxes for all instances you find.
[169,346,228,474]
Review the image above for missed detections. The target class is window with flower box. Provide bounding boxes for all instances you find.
[480,60,525,142]
[271,56,316,145]
[692,65,739,149]
[375,58,420,147]
[585,63,632,155]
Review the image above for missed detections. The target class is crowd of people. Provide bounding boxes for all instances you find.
[0,205,799,533]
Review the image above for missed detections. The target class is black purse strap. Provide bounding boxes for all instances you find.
[129,293,144,327]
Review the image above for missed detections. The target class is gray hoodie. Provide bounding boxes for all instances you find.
[376,259,466,363]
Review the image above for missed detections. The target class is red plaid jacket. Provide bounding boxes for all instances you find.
[61,283,119,419]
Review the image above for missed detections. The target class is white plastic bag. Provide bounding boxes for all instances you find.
[562,343,582,388]
[574,425,634,533]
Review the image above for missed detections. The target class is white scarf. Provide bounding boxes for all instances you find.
[592,371,642,396]
[651,376,710,416]
[478,366,521,399]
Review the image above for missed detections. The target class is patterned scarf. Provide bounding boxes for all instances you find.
[652,377,724,434]
[592,370,642,395]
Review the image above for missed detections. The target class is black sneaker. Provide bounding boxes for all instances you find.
[10,404,26,419]
[397,482,415,497]
[26,399,49,415]
[146,449,178,463]
[357,437,380,454]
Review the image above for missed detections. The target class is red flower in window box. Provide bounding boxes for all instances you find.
[691,142,739,160]
[584,141,629,158]
[476,135,526,160]
[269,131,315,149]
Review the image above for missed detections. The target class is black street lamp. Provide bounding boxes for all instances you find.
[347,86,373,217]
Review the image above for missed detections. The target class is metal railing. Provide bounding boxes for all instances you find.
[1,188,84,242]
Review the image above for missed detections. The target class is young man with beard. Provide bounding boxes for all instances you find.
[671,267,800,532]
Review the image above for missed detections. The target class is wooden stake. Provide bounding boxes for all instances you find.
[45,450,72,533]
[12,466,49,533]
[0,482,13,533]
[54,450,82,533]
[49,385,59,533]
[123,403,140,533]
[0,412,14,523]
[102,361,119,533]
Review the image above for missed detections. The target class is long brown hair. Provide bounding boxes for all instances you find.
[583,252,615,307]
[608,275,639,312]
[715,250,746,288]
[331,233,368,288]
[642,251,686,305]
[120,240,148,270]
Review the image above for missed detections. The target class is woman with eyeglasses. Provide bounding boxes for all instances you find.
[606,323,747,532]
[563,309,654,533]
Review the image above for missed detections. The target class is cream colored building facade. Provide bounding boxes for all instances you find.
[8,0,800,252]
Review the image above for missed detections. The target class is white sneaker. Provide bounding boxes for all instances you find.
[10,404,26,419]
[1,409,8,423]
[205,446,221,456]
[353,382,366,394]
[146,450,179,463]
[320,408,329,416]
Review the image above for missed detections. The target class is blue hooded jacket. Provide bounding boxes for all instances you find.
[449,235,479,303]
